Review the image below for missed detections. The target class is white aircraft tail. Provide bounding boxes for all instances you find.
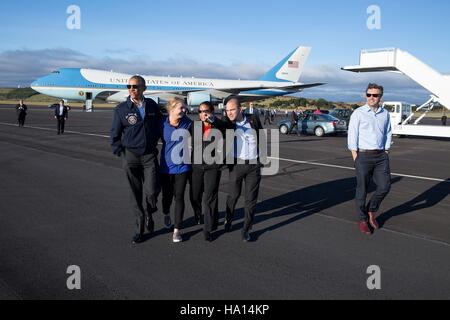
[259,46,311,82]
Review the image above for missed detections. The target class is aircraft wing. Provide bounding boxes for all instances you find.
[95,83,326,103]
[161,85,274,96]
[145,86,279,101]
[160,83,325,96]
[95,86,275,102]
[277,82,326,91]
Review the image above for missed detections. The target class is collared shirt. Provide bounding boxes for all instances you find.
[59,105,64,116]
[131,96,145,120]
[234,116,258,160]
[348,104,392,151]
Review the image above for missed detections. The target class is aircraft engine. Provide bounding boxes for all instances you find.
[144,95,160,105]
[187,92,211,106]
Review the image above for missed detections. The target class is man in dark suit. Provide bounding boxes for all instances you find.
[110,76,163,244]
[16,100,28,127]
[54,100,69,135]
[223,96,263,242]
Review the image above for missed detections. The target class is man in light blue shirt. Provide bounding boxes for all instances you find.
[348,83,392,235]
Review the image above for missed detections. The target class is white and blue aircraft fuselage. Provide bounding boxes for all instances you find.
[31,46,324,105]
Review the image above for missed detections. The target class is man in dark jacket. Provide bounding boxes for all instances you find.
[264,109,271,125]
[222,96,263,242]
[54,100,69,134]
[110,75,163,244]
[16,100,27,127]
[289,110,300,136]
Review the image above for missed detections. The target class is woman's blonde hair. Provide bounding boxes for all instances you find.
[166,97,185,112]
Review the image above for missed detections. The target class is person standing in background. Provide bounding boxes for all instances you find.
[55,100,69,135]
[16,100,27,127]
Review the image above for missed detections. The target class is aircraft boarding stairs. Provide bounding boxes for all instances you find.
[342,48,450,113]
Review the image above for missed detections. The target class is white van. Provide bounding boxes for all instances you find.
[383,102,413,125]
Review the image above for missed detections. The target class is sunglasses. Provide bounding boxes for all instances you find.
[198,110,211,114]
[127,85,141,89]
[366,93,381,98]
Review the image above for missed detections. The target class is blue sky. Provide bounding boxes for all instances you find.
[0,0,449,102]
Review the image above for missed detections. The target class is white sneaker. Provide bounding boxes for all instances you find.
[172,229,182,243]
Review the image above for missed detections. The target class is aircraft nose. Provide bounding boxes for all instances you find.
[31,78,40,89]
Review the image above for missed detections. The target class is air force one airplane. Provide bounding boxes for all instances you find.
[31,46,324,106]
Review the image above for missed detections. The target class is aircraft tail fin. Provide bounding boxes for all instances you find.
[259,46,311,82]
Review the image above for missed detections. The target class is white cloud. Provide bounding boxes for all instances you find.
[300,65,430,104]
[0,48,431,103]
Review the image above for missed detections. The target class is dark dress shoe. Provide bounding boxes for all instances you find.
[194,215,203,225]
[204,232,212,242]
[242,232,251,242]
[132,234,145,244]
[145,217,155,233]
[224,220,232,232]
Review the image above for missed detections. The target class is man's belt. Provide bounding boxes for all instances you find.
[358,149,385,154]
[233,158,259,165]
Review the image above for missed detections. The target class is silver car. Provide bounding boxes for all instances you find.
[278,113,347,137]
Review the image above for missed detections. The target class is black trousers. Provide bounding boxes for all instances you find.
[355,152,391,221]
[226,164,261,234]
[290,121,300,135]
[122,150,160,234]
[57,118,65,134]
[161,172,189,230]
[18,113,26,127]
[190,165,221,234]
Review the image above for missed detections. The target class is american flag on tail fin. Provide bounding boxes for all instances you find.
[288,61,299,68]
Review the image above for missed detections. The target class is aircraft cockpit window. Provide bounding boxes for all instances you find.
[51,71,60,74]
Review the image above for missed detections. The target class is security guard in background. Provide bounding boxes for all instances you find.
[54,100,69,135]
[16,100,28,127]
[110,75,163,244]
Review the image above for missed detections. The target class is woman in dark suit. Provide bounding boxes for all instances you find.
[189,101,230,242]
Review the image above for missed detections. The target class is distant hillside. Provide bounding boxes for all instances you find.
[0,87,39,100]
[244,96,361,111]
[0,88,16,99]
[0,87,78,104]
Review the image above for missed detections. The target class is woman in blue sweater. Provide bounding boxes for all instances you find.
[160,98,192,243]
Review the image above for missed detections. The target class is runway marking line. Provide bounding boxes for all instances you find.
[270,157,449,183]
[1,122,449,184]
[1,125,449,248]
